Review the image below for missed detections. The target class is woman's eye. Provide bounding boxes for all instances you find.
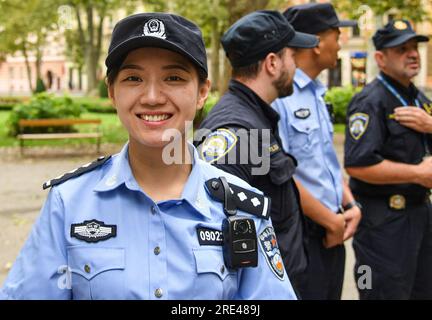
[166,75,183,81]
[124,76,142,82]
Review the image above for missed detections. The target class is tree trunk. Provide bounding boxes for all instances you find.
[21,42,33,92]
[35,33,43,89]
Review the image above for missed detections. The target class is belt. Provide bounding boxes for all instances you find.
[357,193,430,210]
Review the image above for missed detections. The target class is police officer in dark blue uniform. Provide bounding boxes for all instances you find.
[194,10,319,288]
[344,19,432,299]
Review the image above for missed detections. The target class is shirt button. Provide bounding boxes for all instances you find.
[84,264,91,273]
[220,265,225,274]
[151,205,157,215]
[154,246,161,255]
[154,288,163,298]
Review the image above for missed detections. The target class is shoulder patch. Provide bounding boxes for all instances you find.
[205,177,270,219]
[349,113,369,140]
[258,226,284,281]
[200,128,238,163]
[294,108,311,119]
[43,156,112,190]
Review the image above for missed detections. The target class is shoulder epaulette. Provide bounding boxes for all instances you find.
[205,177,270,219]
[43,156,112,190]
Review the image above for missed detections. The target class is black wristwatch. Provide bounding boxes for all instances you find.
[343,200,362,211]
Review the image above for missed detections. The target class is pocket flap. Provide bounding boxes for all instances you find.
[290,120,319,134]
[193,248,231,281]
[67,247,125,280]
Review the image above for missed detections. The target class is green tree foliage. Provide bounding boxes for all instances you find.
[0,0,59,92]
[332,0,428,22]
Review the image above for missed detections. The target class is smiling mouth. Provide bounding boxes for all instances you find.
[137,113,173,122]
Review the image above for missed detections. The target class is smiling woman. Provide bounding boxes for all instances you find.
[0,12,297,300]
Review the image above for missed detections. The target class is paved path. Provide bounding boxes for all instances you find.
[0,137,359,299]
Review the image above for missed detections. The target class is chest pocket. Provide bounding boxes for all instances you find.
[269,149,296,185]
[67,247,125,300]
[289,120,320,156]
[193,247,237,299]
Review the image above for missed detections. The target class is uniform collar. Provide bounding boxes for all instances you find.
[294,68,327,97]
[229,79,280,129]
[380,71,418,100]
[94,142,212,219]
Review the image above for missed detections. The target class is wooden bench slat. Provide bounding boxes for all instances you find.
[18,133,102,140]
[19,119,101,127]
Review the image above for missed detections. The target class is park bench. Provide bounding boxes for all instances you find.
[17,118,102,155]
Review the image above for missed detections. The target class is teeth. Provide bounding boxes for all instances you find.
[140,114,170,122]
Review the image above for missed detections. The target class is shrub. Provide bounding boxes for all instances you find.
[194,92,220,128]
[7,93,85,136]
[34,78,46,93]
[324,86,361,124]
[98,79,109,98]
[0,96,28,110]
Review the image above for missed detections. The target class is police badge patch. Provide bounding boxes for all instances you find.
[349,113,369,140]
[294,108,311,119]
[200,128,238,164]
[258,226,284,281]
[143,18,166,39]
[71,220,117,243]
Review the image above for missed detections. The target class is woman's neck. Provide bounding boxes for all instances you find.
[128,138,192,202]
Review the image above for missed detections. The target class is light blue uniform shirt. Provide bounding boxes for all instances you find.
[272,68,343,212]
[1,143,296,300]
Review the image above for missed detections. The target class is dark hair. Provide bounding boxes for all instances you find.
[231,48,286,79]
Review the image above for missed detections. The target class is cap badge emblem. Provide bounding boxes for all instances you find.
[394,20,408,30]
[143,18,166,39]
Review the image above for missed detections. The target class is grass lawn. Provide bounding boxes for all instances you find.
[0,110,128,147]
[334,123,345,134]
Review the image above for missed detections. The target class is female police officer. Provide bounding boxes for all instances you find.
[0,13,296,300]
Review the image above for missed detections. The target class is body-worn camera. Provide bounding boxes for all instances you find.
[222,215,258,269]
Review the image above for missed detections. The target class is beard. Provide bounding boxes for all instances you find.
[273,69,294,98]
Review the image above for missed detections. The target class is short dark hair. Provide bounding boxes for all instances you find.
[231,48,286,79]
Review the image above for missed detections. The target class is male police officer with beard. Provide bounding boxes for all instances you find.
[195,10,318,289]
[345,19,432,299]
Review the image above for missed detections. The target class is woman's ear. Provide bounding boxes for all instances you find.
[197,79,211,111]
[107,79,116,108]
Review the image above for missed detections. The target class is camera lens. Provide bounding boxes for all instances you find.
[236,220,249,234]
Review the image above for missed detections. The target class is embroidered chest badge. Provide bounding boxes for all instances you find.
[294,108,311,119]
[71,219,117,243]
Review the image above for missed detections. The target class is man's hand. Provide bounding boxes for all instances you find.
[323,213,345,249]
[394,106,432,133]
[342,206,362,241]
[414,157,432,188]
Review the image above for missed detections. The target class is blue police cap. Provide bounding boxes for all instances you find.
[373,19,429,50]
[283,3,357,35]
[105,13,208,77]
[221,10,318,68]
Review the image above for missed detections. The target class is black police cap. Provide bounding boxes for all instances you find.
[105,13,207,77]
[283,3,357,35]
[221,10,318,68]
[373,19,429,50]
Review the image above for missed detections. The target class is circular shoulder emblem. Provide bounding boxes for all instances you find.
[143,18,166,39]
[349,113,369,140]
[200,128,238,164]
